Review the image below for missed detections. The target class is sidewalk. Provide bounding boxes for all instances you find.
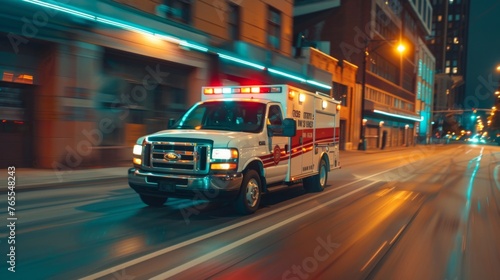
[342,145,426,154]
[0,166,130,192]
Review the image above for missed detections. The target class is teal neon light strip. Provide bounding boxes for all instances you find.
[219,54,266,70]
[373,109,423,122]
[268,68,306,83]
[306,80,332,90]
[96,17,154,36]
[23,0,96,20]
[23,0,333,91]
[154,34,182,44]
[180,41,209,52]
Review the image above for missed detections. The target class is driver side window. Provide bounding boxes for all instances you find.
[267,105,283,125]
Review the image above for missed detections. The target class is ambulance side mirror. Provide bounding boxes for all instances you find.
[267,118,296,137]
[282,118,297,137]
[168,118,176,128]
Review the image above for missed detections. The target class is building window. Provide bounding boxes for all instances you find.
[445,67,450,74]
[160,0,191,24]
[228,3,240,41]
[437,15,442,22]
[267,6,281,50]
[452,67,458,74]
[375,5,398,40]
[333,82,348,106]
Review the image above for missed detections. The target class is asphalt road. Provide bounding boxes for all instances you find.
[1,144,499,280]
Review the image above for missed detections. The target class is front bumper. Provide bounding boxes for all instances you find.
[128,168,243,200]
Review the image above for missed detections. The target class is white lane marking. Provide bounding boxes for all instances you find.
[390,225,407,245]
[151,181,380,280]
[360,241,388,271]
[81,164,405,280]
[494,165,500,192]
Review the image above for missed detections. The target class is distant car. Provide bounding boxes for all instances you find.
[468,135,486,144]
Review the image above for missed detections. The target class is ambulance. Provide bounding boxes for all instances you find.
[128,85,341,214]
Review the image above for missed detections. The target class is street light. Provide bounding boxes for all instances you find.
[358,39,405,150]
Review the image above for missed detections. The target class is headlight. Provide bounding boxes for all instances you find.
[212,148,238,160]
[133,144,142,156]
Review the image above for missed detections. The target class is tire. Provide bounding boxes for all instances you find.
[233,169,262,215]
[303,158,328,192]
[139,194,168,207]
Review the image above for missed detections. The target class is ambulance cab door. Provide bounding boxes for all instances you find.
[264,104,290,183]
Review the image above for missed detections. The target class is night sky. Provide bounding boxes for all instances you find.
[465,0,500,110]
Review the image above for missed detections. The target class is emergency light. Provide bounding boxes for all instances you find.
[203,86,283,95]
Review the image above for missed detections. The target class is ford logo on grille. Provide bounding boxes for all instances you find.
[164,152,180,161]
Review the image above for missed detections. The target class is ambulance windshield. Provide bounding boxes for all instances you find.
[172,101,266,133]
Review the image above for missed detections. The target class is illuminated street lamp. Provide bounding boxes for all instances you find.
[358,40,405,150]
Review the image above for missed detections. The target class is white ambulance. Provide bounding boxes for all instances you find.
[129,85,341,214]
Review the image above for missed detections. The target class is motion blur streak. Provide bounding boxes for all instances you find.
[445,147,483,279]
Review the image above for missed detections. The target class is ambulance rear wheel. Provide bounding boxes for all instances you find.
[304,158,328,192]
[233,169,261,215]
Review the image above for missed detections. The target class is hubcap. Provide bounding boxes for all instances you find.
[245,178,259,207]
[319,164,326,187]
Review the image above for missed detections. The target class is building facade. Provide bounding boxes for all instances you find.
[428,0,470,133]
[0,0,333,168]
[294,0,435,149]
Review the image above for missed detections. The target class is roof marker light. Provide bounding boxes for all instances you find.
[299,93,306,103]
[251,87,260,93]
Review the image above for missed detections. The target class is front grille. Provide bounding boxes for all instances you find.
[142,140,211,174]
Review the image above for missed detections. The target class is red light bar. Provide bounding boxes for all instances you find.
[203,86,283,95]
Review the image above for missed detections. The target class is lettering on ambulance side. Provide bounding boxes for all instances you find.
[295,110,314,128]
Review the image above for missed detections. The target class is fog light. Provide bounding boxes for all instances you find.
[211,163,237,170]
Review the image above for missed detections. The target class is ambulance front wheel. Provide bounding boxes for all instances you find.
[233,169,262,215]
[304,158,328,192]
[139,194,168,207]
